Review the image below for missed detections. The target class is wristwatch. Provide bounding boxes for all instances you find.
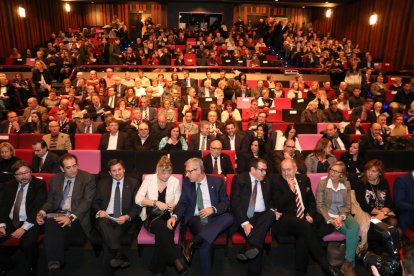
[68,214,76,222]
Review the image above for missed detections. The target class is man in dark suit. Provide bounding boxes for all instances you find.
[102,87,120,114]
[188,121,215,151]
[220,121,245,152]
[31,140,60,173]
[36,153,96,274]
[198,79,214,98]
[273,139,307,174]
[167,158,233,276]
[322,123,348,150]
[140,96,157,125]
[98,119,132,150]
[150,114,173,141]
[273,159,337,276]
[202,140,234,174]
[87,95,109,122]
[207,111,224,137]
[92,159,141,269]
[230,158,276,275]
[56,109,77,135]
[359,122,386,152]
[350,98,375,123]
[132,121,159,151]
[0,161,47,276]
[109,38,123,65]
[180,70,198,93]
[0,111,25,134]
[111,77,127,98]
[201,71,217,88]
[75,113,100,134]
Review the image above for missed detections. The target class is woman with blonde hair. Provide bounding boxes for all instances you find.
[135,155,187,275]
[389,113,408,137]
[316,161,359,276]
[113,99,131,122]
[0,142,21,173]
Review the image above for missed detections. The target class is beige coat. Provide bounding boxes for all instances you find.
[42,133,72,150]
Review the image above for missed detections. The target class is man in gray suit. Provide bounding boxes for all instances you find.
[75,113,100,134]
[36,153,96,275]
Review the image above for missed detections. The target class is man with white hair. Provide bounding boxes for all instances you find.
[48,99,73,120]
[71,72,84,87]
[111,76,127,98]
[22,97,48,122]
[121,71,135,87]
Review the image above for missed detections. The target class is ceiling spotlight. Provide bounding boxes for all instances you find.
[369,13,378,25]
[302,6,305,9]
[64,3,71,12]
[326,9,332,18]
[18,6,26,18]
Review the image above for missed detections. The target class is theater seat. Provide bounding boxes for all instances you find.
[273,98,291,109]
[15,149,34,163]
[307,173,328,194]
[32,173,54,191]
[74,134,102,149]
[297,134,322,150]
[384,172,406,199]
[17,134,44,149]
[322,231,346,242]
[69,150,101,174]
[266,108,283,122]
[332,150,346,161]
[317,123,340,134]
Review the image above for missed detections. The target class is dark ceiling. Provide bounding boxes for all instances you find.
[63,0,357,8]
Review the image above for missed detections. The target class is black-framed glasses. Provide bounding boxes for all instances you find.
[15,171,31,176]
[256,168,267,173]
[185,168,198,174]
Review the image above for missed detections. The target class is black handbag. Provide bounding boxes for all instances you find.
[327,242,346,267]
[144,206,170,232]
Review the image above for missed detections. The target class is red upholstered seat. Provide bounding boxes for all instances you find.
[74,134,101,149]
[15,149,34,163]
[68,150,101,174]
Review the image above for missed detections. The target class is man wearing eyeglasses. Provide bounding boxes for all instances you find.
[273,139,307,174]
[273,158,338,276]
[230,158,277,275]
[36,153,96,275]
[202,140,234,175]
[167,158,233,276]
[0,160,47,276]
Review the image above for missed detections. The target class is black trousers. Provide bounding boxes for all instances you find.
[0,222,42,267]
[235,210,275,275]
[272,215,329,275]
[44,218,86,265]
[148,218,178,273]
[95,217,135,251]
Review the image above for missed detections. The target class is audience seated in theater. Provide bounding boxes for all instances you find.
[139,96,157,125]
[151,114,173,141]
[87,95,108,122]
[257,88,274,108]
[306,81,319,101]
[359,122,386,152]
[180,70,198,92]
[202,140,234,174]
[348,88,364,109]
[336,92,350,111]
[114,99,132,122]
[340,140,365,173]
[98,119,132,150]
[251,80,264,99]
[0,142,21,174]
[221,100,241,123]
[103,68,116,87]
[376,114,391,136]
[300,101,327,123]
[223,79,241,102]
[158,99,176,123]
[0,111,24,134]
[311,90,330,110]
[305,138,336,173]
[273,139,306,174]
[22,97,48,123]
[370,76,386,104]
[322,123,348,150]
[198,79,214,98]
[21,111,47,134]
[287,82,302,100]
[188,120,215,151]
[274,124,302,151]
[343,117,365,135]
[183,87,197,106]
[315,161,359,275]
[158,124,188,151]
[31,60,52,101]
[103,87,120,114]
[244,123,274,153]
[248,111,273,133]
[372,102,384,121]
[71,100,86,122]
[207,110,224,138]
[132,121,158,151]
[42,120,72,150]
[321,81,336,100]
[133,79,146,98]
[350,98,375,123]
[40,89,60,110]
[179,111,199,139]
[242,99,260,123]
[48,99,73,121]
[389,113,409,137]
[392,82,414,110]
[236,138,271,173]
[111,76,127,98]
[76,113,99,134]
[324,100,346,123]
[334,82,349,99]
[31,140,61,173]
[393,172,414,230]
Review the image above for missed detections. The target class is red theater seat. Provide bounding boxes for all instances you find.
[17,134,44,149]
[74,134,102,149]
[15,149,34,163]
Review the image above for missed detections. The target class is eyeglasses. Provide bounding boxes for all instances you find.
[210,147,222,150]
[329,169,343,174]
[285,146,296,149]
[256,168,267,173]
[185,168,198,174]
[15,171,31,176]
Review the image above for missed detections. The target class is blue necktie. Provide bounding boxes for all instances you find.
[113,182,121,218]
[60,180,72,210]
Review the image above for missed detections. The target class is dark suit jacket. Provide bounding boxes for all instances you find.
[359,133,385,151]
[230,172,274,225]
[202,153,234,174]
[273,174,316,218]
[220,133,245,152]
[272,151,307,174]
[76,122,100,134]
[181,78,198,93]
[98,131,132,150]
[140,107,157,125]
[173,175,230,224]
[322,132,349,150]
[350,106,376,122]
[188,133,215,151]
[40,170,96,235]
[0,177,47,226]
[0,120,25,134]
[58,120,77,135]
[91,176,141,220]
[102,96,121,112]
[133,134,159,151]
[31,151,61,173]
[111,84,127,98]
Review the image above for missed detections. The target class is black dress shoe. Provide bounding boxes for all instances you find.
[181,240,194,263]
[110,253,130,269]
[237,245,260,261]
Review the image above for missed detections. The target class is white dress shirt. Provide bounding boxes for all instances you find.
[107,132,119,150]
[6,183,34,231]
